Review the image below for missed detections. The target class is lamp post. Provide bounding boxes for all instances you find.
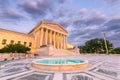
[103,33,109,54]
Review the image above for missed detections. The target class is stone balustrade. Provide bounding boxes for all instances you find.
[0,53,34,61]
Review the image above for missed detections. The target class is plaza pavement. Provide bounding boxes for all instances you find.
[0,54,120,80]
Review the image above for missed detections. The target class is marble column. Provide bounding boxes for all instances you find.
[53,31,56,48]
[63,35,65,49]
[56,33,58,49]
[63,35,64,49]
[60,34,63,49]
[35,30,40,48]
[65,36,67,49]
[62,35,64,49]
[49,30,52,44]
[59,33,61,49]
[45,29,48,45]
[40,28,43,46]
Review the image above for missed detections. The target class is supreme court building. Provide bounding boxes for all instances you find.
[0,21,74,54]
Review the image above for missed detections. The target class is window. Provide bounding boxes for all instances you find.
[2,39,7,45]
[18,41,21,44]
[10,40,14,44]
[24,42,27,46]
[29,42,32,47]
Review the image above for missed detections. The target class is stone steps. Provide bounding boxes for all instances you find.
[50,49,79,56]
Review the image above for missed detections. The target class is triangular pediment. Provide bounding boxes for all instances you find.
[45,22,68,33]
[28,21,68,34]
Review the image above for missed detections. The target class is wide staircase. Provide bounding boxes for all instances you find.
[38,45,80,56]
[49,49,80,56]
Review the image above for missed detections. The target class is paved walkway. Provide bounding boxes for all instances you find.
[0,54,120,80]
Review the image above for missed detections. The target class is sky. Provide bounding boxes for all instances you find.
[0,0,120,47]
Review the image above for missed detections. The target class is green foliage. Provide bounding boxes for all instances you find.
[0,44,30,53]
[79,38,113,53]
[111,47,120,54]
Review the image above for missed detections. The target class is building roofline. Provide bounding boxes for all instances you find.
[0,28,34,37]
[28,21,43,34]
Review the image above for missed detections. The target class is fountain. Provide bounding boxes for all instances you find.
[32,58,88,71]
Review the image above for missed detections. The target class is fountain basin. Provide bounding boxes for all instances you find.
[32,58,89,71]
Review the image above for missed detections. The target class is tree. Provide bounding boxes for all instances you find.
[79,38,113,53]
[111,47,120,54]
[0,44,30,53]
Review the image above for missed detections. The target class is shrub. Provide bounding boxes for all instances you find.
[0,44,30,53]
[111,47,120,54]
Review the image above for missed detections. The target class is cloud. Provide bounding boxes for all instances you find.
[57,0,68,3]
[70,16,120,46]
[66,10,108,46]
[102,0,120,5]
[105,30,120,47]
[0,0,9,8]
[104,17,120,32]
[78,8,88,14]
[73,11,106,27]
[0,8,23,21]
[87,10,106,25]
[19,0,54,18]
[53,8,68,18]
[86,16,106,26]
[18,0,68,18]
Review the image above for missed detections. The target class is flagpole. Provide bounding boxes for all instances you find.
[103,33,109,54]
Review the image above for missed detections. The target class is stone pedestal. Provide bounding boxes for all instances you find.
[35,43,54,56]
[74,47,80,54]
[48,43,54,56]
[35,47,48,56]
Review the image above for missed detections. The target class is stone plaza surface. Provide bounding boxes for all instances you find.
[0,54,120,80]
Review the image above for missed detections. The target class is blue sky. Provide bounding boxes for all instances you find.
[0,0,120,47]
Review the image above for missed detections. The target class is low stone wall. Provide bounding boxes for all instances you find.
[0,53,34,61]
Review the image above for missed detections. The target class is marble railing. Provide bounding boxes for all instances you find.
[0,53,34,61]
